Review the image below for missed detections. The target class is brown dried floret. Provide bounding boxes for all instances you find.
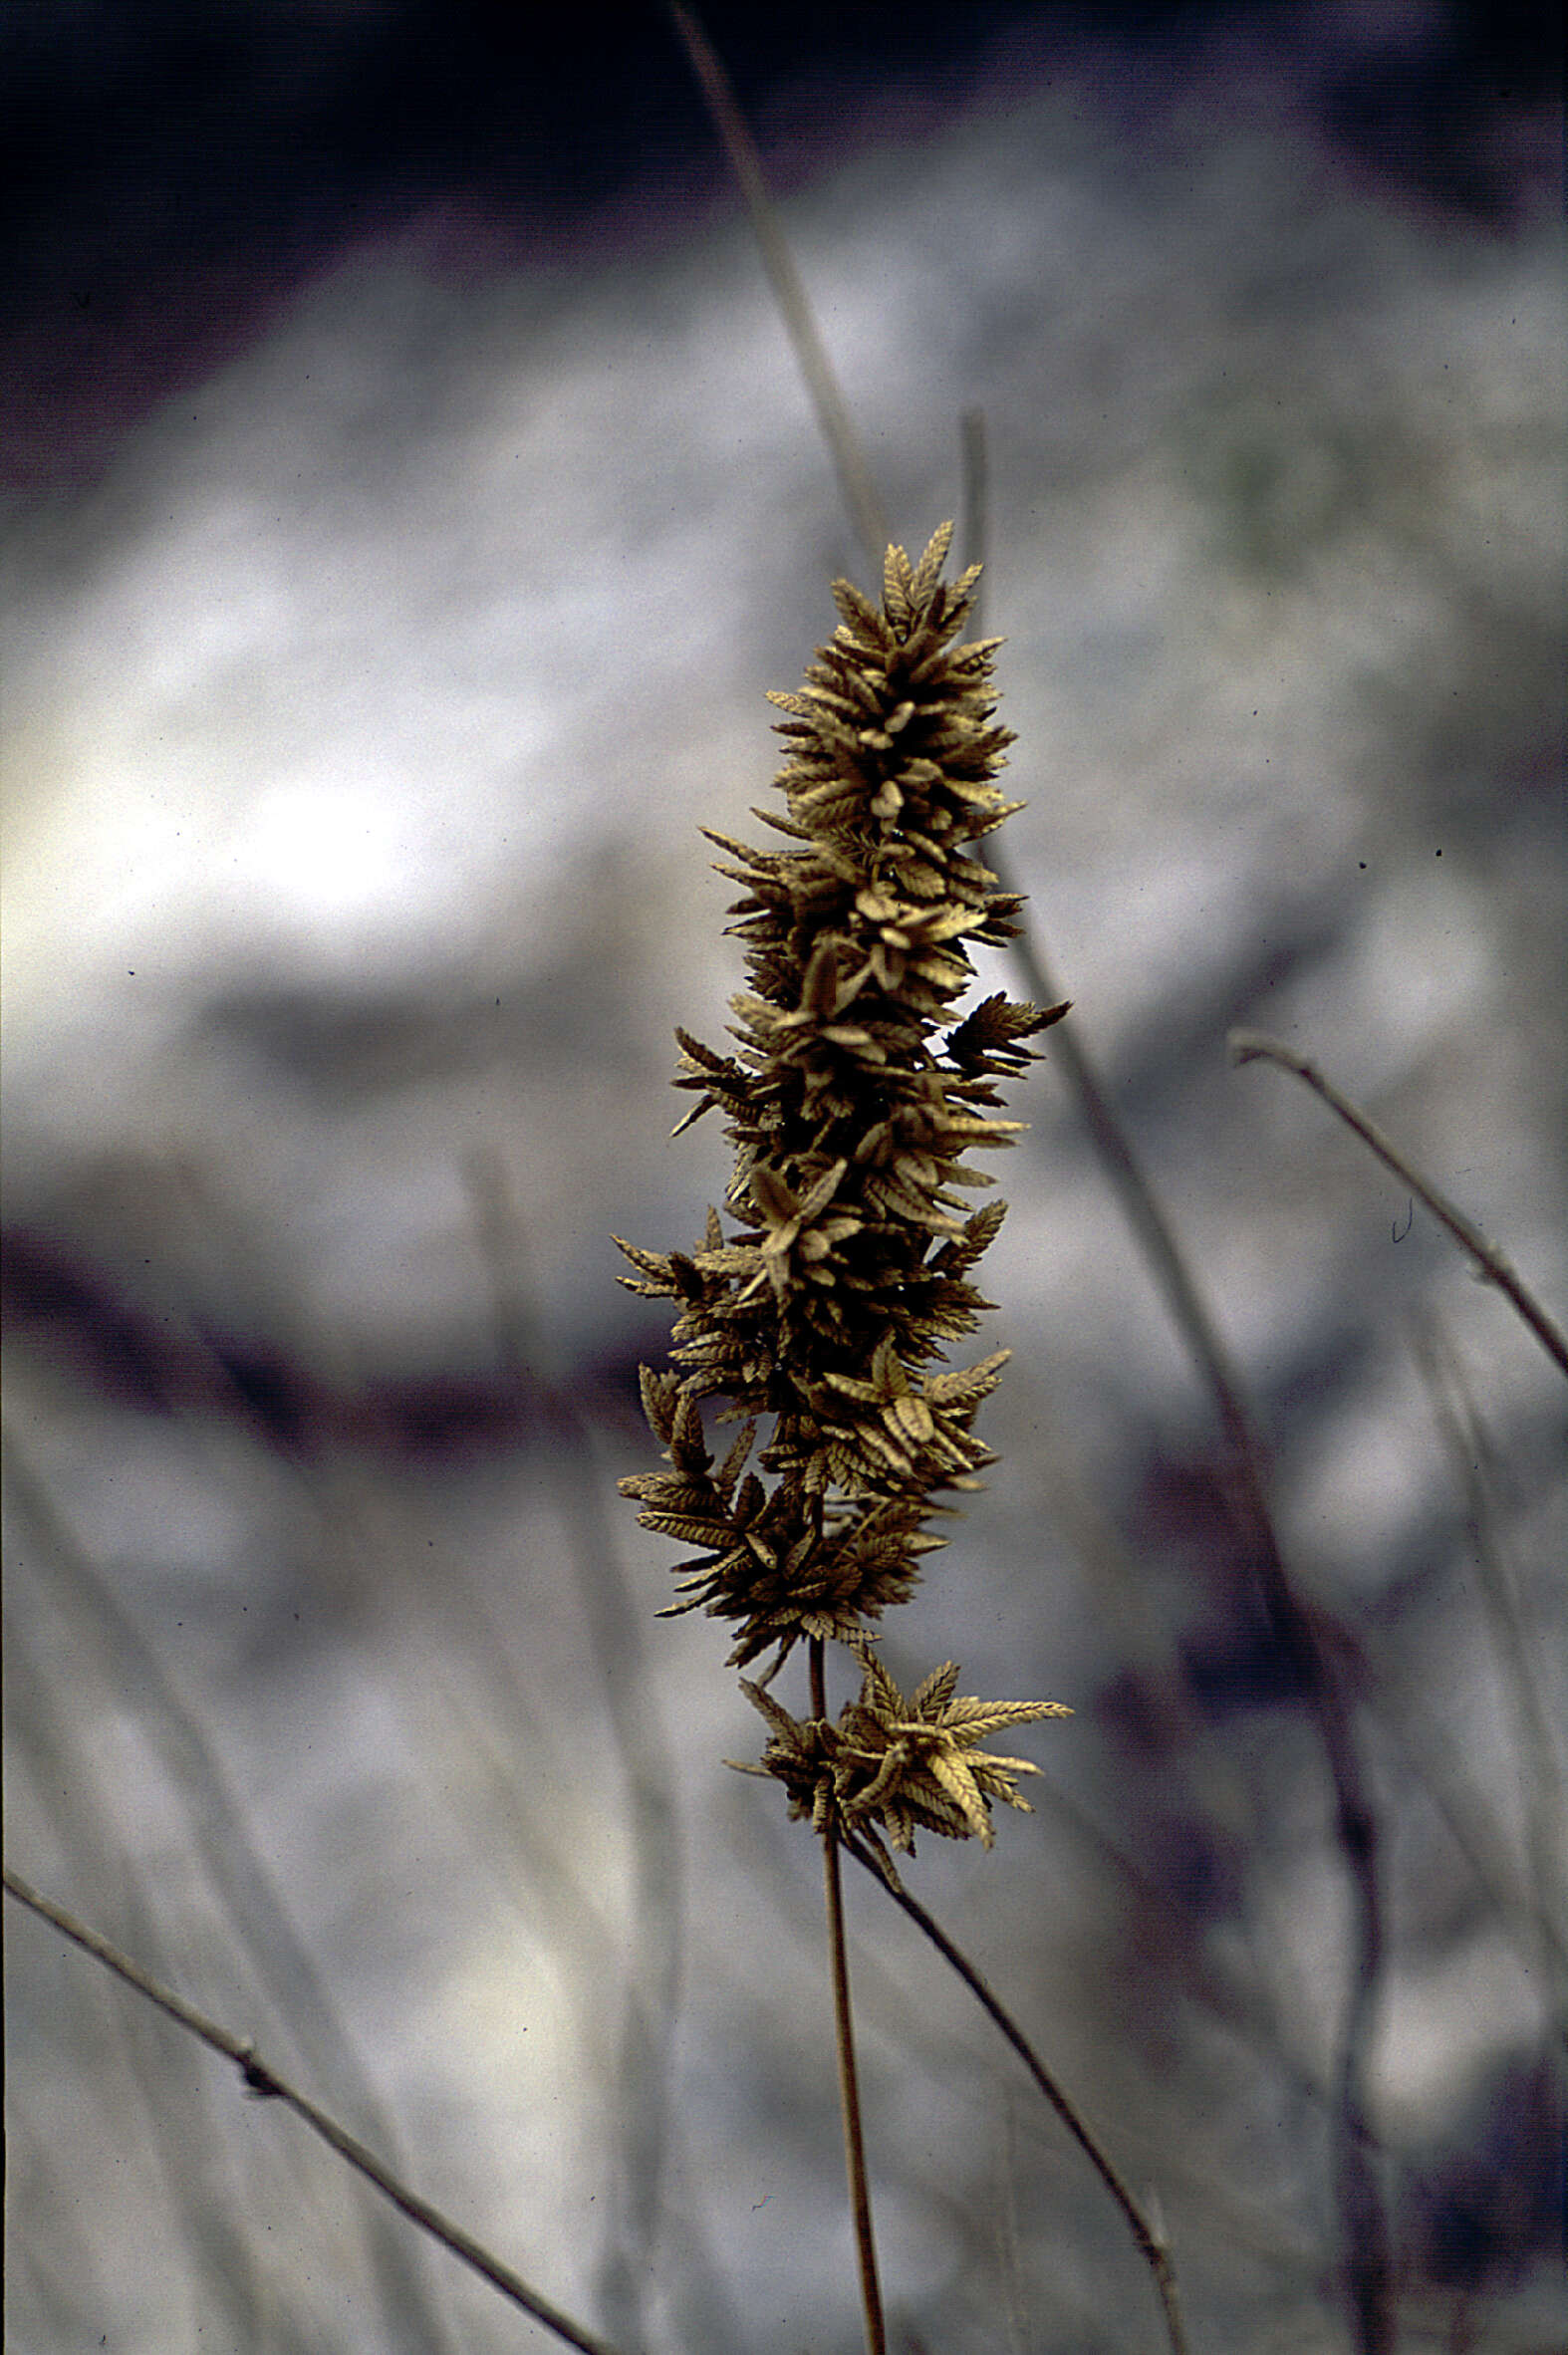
[732,1635,1071,1889]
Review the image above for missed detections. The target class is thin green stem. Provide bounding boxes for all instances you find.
[839,1833,1191,2355]
[811,1639,888,2355]
[3,1866,626,2355]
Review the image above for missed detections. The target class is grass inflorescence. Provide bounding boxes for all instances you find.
[616,522,1071,1881]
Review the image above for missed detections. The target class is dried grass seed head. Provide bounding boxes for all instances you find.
[617,525,1068,1676]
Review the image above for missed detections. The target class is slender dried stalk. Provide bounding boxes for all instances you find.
[664,1,889,570]
[840,1833,1191,2355]
[1230,1030,1568,1378]
[3,1867,626,2355]
[813,1639,888,2355]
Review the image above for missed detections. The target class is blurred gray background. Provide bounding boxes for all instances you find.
[4,5,1565,2351]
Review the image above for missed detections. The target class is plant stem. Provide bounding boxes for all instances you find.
[811,1639,888,2355]
[1230,1029,1568,1378]
[664,3,889,572]
[3,1865,626,2355]
[840,1832,1191,2355]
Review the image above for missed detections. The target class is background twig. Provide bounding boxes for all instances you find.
[1230,1030,1568,1377]
[810,1639,889,2355]
[664,1,889,572]
[3,1866,627,2355]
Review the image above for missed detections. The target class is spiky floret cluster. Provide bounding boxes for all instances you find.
[617,525,1068,1876]
[734,1635,1072,1889]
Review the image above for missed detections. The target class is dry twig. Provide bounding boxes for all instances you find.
[840,1831,1191,2355]
[1230,1030,1568,1378]
[3,1866,626,2355]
